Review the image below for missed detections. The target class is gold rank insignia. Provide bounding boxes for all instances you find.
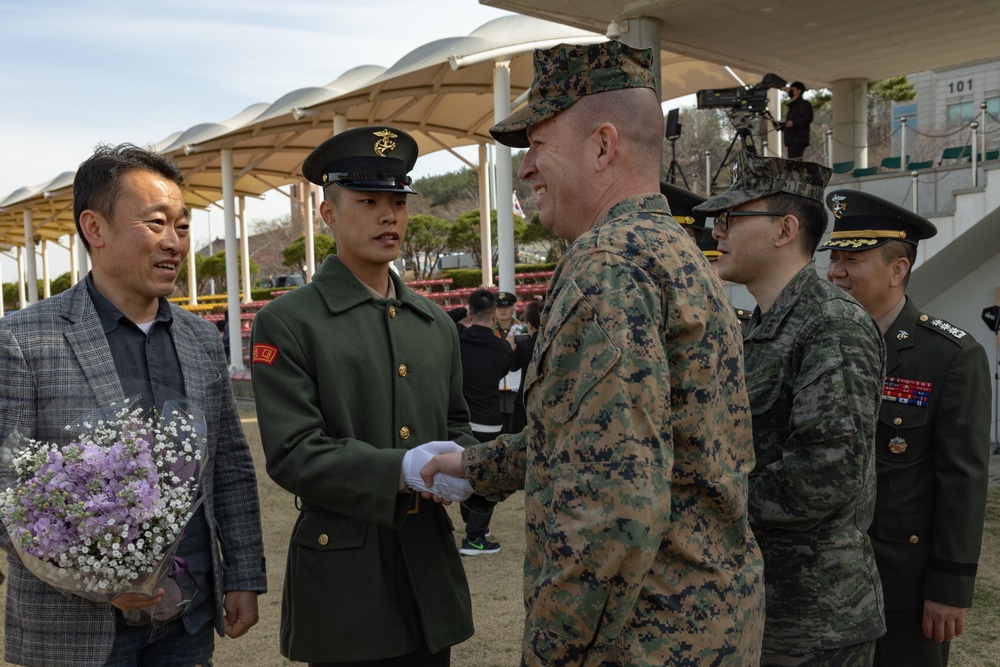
[373,129,398,157]
[888,436,908,454]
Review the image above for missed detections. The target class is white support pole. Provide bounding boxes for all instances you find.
[75,231,89,282]
[303,182,315,282]
[494,59,515,294]
[478,143,493,287]
[971,121,979,187]
[221,147,244,371]
[0,256,4,317]
[981,102,988,152]
[826,129,834,168]
[239,196,251,303]
[17,247,26,309]
[911,171,919,213]
[23,211,38,304]
[69,234,79,285]
[900,116,908,172]
[41,240,51,299]
[187,246,199,306]
[704,150,712,196]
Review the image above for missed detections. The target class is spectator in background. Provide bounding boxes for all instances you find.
[456,288,513,556]
[508,299,541,434]
[492,291,524,433]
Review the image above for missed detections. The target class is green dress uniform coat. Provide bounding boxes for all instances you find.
[871,298,991,665]
[744,266,887,655]
[250,256,476,663]
[464,194,766,666]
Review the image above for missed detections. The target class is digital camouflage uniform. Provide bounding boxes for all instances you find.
[694,153,888,662]
[464,192,766,666]
[743,266,887,655]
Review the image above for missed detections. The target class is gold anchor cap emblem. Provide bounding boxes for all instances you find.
[373,129,398,157]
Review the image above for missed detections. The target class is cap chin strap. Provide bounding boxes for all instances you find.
[325,171,413,189]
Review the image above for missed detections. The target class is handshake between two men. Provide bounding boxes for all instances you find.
[401,441,473,502]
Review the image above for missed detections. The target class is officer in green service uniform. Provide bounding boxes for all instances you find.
[660,180,753,333]
[250,126,476,666]
[695,151,886,666]
[822,189,992,667]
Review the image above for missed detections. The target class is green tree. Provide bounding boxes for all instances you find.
[401,214,450,280]
[447,209,526,268]
[520,212,568,263]
[283,234,336,269]
[198,251,260,295]
[50,272,73,295]
[413,168,480,207]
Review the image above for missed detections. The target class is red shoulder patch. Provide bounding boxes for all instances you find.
[252,344,279,365]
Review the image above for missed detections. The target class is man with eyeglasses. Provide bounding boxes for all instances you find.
[694,151,886,667]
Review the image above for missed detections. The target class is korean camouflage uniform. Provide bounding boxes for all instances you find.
[744,266,887,655]
[464,193,766,666]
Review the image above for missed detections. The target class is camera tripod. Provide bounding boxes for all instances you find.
[708,109,779,195]
[665,135,689,189]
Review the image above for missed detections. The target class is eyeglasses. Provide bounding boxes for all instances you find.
[714,210,784,232]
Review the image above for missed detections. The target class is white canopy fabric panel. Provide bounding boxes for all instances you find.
[0,13,760,247]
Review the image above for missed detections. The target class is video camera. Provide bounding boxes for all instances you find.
[696,73,787,115]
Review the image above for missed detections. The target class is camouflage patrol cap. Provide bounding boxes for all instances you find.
[490,40,656,148]
[693,151,832,214]
[818,189,937,251]
[302,126,418,193]
[660,181,709,233]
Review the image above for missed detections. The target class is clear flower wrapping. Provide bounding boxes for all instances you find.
[0,397,207,625]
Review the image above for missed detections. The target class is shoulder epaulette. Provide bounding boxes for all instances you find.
[917,313,968,342]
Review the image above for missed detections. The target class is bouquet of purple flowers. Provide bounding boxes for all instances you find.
[0,398,207,624]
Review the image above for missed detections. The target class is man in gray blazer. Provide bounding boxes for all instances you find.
[0,144,267,666]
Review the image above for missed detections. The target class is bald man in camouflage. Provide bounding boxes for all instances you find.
[421,41,764,665]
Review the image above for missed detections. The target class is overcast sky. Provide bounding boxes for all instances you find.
[0,0,529,277]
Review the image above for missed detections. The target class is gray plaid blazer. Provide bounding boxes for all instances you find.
[0,280,267,666]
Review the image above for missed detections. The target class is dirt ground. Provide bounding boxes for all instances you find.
[1,410,999,665]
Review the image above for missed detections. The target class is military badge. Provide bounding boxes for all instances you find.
[896,329,909,340]
[372,129,398,158]
[888,437,908,454]
[829,193,847,219]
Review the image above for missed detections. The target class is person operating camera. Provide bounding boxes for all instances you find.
[781,81,813,160]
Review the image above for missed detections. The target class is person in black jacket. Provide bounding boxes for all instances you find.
[509,299,542,433]
[456,288,513,555]
[781,81,813,160]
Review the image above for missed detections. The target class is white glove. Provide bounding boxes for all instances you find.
[401,440,474,501]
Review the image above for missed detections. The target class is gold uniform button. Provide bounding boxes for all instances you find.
[389,305,397,318]
[908,535,919,544]
[919,314,928,322]
[399,426,410,440]
[398,364,408,377]
[893,417,903,426]
[318,534,329,546]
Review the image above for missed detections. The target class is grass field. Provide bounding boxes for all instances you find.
[2,410,999,665]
